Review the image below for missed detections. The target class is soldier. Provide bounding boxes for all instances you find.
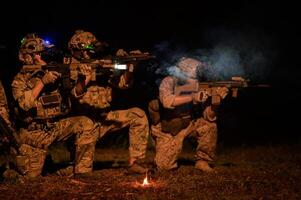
[0,80,10,126]
[66,30,149,174]
[11,33,98,179]
[149,57,229,172]
[0,80,12,148]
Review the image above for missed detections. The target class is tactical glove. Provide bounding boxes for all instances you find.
[79,64,93,76]
[192,90,209,104]
[129,50,142,55]
[41,71,61,85]
[215,87,229,99]
[116,49,128,56]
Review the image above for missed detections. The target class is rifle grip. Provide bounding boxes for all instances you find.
[211,95,221,106]
[210,89,220,105]
[91,71,96,81]
[232,88,238,98]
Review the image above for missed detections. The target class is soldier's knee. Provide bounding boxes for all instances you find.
[197,121,217,135]
[77,116,95,130]
[129,107,147,119]
[17,144,47,178]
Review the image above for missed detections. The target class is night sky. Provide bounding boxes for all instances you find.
[0,0,300,146]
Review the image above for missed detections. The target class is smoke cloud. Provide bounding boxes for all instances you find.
[153,28,275,82]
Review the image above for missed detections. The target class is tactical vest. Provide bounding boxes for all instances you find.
[21,76,71,124]
[66,57,113,109]
[36,91,69,120]
[160,77,193,135]
[160,101,192,136]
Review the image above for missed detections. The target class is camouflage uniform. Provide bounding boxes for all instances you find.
[69,57,149,164]
[0,80,10,125]
[12,34,97,178]
[151,75,218,170]
[67,30,149,166]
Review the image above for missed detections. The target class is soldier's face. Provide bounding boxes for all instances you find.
[33,54,47,65]
[183,66,198,79]
[72,50,91,60]
[82,50,91,59]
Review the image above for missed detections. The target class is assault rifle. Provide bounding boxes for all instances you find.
[22,53,155,81]
[73,53,156,80]
[22,63,73,90]
[175,76,270,105]
[113,53,156,63]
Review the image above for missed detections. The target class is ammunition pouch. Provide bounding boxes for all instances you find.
[161,115,191,136]
[36,92,63,119]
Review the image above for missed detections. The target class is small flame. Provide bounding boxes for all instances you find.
[142,173,149,186]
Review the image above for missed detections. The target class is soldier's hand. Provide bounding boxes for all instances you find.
[129,50,142,55]
[192,90,209,104]
[128,64,134,72]
[79,64,93,76]
[41,71,61,85]
[215,87,229,99]
[116,49,128,56]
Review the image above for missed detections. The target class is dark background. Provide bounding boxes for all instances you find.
[0,0,300,147]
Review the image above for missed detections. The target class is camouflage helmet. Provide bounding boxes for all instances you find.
[68,30,99,51]
[19,33,54,64]
[177,57,202,79]
[19,33,53,55]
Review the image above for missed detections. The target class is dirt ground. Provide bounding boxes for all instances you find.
[0,144,300,200]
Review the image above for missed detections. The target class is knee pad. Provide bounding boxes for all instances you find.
[77,116,95,131]
[17,144,47,178]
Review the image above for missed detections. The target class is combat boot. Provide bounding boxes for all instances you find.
[127,159,149,174]
[55,166,74,178]
[2,169,25,184]
[195,160,214,173]
[73,171,94,179]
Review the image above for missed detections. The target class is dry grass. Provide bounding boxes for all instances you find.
[0,144,300,199]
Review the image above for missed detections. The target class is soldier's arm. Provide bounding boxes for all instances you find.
[11,73,41,111]
[31,80,45,100]
[159,77,193,109]
[72,77,86,98]
[203,105,218,122]
[71,64,94,98]
[172,96,193,107]
[117,64,134,89]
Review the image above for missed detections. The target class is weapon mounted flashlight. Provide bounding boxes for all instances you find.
[114,64,127,70]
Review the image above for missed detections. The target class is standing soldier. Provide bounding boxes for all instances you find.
[149,57,229,172]
[66,30,149,174]
[11,33,97,179]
